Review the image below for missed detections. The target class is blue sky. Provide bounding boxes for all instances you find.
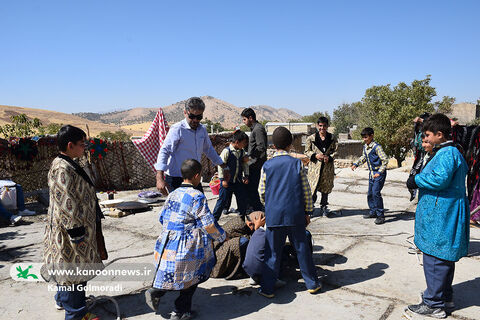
[1,0,478,115]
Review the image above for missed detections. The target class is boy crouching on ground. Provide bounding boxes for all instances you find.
[405,114,470,319]
[145,159,226,320]
[258,126,322,298]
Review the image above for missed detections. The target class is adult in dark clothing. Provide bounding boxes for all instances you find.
[241,108,267,212]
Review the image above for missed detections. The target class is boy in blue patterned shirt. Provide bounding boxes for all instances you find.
[351,127,389,225]
[145,159,226,320]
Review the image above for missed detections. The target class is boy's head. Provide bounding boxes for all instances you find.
[272,126,293,150]
[57,125,87,158]
[245,211,265,231]
[316,116,329,134]
[422,113,451,145]
[421,134,434,154]
[181,159,202,186]
[360,127,374,145]
[231,130,249,150]
[241,108,256,127]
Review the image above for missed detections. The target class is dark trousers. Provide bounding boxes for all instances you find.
[55,282,88,320]
[261,225,319,294]
[212,181,248,220]
[165,175,203,194]
[150,285,198,313]
[246,167,264,211]
[367,172,386,217]
[312,192,329,207]
[423,253,455,309]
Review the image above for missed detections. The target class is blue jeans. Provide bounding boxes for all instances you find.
[212,181,248,220]
[367,173,386,217]
[261,225,320,294]
[423,253,455,309]
[55,282,88,320]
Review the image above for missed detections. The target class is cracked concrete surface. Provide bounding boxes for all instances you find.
[1,168,479,320]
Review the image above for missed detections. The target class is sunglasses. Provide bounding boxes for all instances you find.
[188,112,203,120]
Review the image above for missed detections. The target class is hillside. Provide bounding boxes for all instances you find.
[73,96,302,130]
[0,105,146,137]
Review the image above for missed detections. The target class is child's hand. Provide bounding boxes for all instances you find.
[323,155,329,163]
[243,155,250,163]
[315,154,323,161]
[305,214,311,226]
[373,173,380,179]
[243,178,249,184]
[222,180,229,188]
[351,164,357,171]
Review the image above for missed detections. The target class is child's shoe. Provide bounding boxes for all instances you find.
[170,311,195,320]
[363,213,376,219]
[55,302,63,310]
[374,217,385,225]
[406,302,446,318]
[10,215,22,225]
[257,288,274,298]
[307,284,322,294]
[145,288,162,311]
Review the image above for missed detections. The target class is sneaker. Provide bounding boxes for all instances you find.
[222,209,229,216]
[363,213,376,219]
[258,288,275,298]
[249,277,259,285]
[55,302,63,310]
[81,313,100,320]
[307,284,322,294]
[10,215,22,225]
[407,302,446,319]
[170,311,195,320]
[374,217,385,225]
[18,209,36,216]
[275,279,287,289]
[420,291,455,310]
[145,288,162,311]
[321,206,332,217]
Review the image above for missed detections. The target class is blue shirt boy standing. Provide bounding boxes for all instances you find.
[257,127,321,298]
[405,114,470,319]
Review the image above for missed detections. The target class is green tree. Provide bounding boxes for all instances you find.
[356,76,438,166]
[0,114,43,138]
[290,112,331,123]
[97,130,131,141]
[38,122,64,135]
[434,96,456,114]
[201,118,227,133]
[332,102,361,135]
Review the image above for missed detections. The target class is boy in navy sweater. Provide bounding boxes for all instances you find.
[351,127,389,225]
[258,127,321,298]
[212,130,249,220]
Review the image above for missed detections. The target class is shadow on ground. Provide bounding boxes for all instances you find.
[452,277,480,312]
[92,284,298,320]
[321,262,389,292]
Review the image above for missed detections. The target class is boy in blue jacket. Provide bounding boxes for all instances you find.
[257,126,322,298]
[405,114,470,319]
[351,127,389,225]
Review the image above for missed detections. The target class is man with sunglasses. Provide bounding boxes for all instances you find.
[155,97,229,195]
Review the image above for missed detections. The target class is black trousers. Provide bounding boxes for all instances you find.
[150,284,198,313]
[312,192,328,206]
[246,167,264,211]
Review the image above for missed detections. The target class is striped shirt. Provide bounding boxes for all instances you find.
[258,150,314,213]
